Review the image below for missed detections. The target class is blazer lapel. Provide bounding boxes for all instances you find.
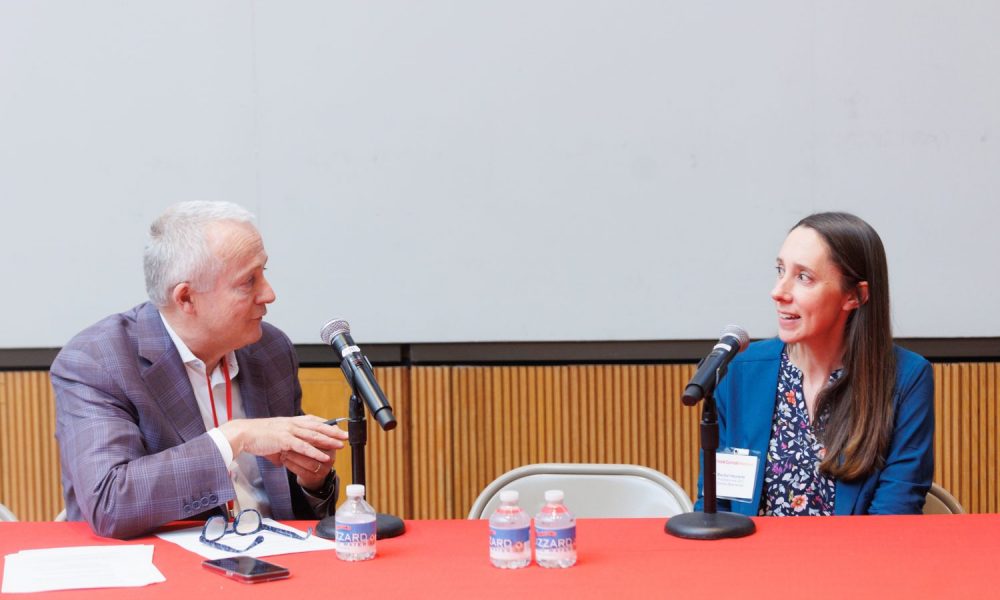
[236,346,294,519]
[136,303,207,443]
[729,342,782,513]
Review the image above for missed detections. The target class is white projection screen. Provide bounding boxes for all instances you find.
[1,2,998,348]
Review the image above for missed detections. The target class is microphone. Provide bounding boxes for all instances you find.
[320,319,397,431]
[681,325,750,406]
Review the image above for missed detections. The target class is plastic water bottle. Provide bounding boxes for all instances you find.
[488,490,531,569]
[335,484,377,561]
[534,489,577,568]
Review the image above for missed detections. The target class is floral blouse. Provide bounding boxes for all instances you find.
[759,349,841,516]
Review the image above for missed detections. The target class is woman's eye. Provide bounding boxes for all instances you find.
[797,272,812,283]
[775,265,785,276]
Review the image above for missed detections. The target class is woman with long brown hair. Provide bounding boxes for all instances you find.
[697,212,934,515]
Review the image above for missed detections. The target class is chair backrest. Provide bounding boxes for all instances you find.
[0,502,17,522]
[468,463,694,519]
[924,483,964,514]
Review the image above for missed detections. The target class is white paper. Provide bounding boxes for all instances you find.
[155,518,336,560]
[2,544,165,593]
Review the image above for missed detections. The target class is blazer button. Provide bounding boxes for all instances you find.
[209,494,219,504]
[183,504,192,513]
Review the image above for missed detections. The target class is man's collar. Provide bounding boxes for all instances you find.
[158,311,239,378]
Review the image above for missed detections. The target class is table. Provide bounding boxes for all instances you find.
[2,515,997,599]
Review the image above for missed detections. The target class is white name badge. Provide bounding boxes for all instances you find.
[716,450,759,502]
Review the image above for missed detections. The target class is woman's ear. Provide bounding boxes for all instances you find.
[846,281,870,310]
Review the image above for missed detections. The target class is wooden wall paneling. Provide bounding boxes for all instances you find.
[475,367,494,515]
[1,360,998,523]
[298,366,408,515]
[494,367,513,480]
[0,372,61,521]
[952,364,965,506]
[367,367,409,519]
[936,364,957,502]
[968,364,981,512]
[297,367,353,508]
[971,364,989,506]
[413,368,428,519]
[930,362,1000,515]
[961,365,972,505]
[436,367,454,519]
[451,367,473,519]
[409,367,453,519]
[518,367,533,467]
[553,367,569,462]
[0,373,10,515]
[981,364,993,513]
[415,365,702,519]
[651,366,671,485]
[591,365,603,462]
[932,364,944,494]
[567,366,581,464]
[470,366,487,516]
[988,364,998,513]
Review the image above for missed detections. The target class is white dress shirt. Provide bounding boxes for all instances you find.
[159,313,271,517]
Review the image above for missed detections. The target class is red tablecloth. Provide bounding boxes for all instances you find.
[2,515,997,599]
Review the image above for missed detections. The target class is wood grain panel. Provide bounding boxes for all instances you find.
[1,362,997,522]
[0,372,62,521]
[932,363,999,513]
[297,367,408,515]
[404,365,700,519]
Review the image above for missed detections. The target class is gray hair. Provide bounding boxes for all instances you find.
[143,201,257,307]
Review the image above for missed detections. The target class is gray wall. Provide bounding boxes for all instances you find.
[2,1,998,348]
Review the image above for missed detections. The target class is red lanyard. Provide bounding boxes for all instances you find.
[206,360,233,427]
[206,360,236,517]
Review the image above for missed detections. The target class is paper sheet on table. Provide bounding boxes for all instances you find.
[2,544,165,593]
[156,518,336,559]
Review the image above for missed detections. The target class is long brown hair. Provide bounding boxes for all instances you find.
[794,212,896,481]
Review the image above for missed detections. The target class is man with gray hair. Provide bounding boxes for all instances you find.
[51,201,348,539]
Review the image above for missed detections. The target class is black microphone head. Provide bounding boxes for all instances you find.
[721,325,750,352]
[320,319,350,345]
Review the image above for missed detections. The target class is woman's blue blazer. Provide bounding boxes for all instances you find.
[695,337,934,515]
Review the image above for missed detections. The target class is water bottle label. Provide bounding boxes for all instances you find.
[335,520,376,555]
[489,526,531,560]
[535,525,576,560]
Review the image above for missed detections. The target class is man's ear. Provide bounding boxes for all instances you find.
[170,282,196,315]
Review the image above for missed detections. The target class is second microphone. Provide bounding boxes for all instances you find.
[320,319,398,431]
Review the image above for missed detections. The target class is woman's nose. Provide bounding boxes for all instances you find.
[771,277,790,303]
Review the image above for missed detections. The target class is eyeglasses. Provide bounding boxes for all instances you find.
[199,509,313,553]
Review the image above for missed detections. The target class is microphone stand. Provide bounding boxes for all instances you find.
[316,393,406,539]
[665,370,755,540]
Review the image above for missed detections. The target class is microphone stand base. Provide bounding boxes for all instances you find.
[665,511,756,540]
[315,512,406,540]
[375,513,406,539]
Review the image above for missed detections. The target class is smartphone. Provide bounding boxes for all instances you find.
[202,556,290,584]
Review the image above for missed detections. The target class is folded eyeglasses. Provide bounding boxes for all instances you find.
[199,508,313,553]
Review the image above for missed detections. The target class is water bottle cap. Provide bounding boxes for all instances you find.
[499,490,519,503]
[544,490,564,503]
[346,484,365,497]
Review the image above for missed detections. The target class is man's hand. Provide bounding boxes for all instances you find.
[219,415,348,487]
[279,447,340,492]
